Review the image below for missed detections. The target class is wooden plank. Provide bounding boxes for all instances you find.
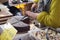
[0,17,12,21]
[0,21,7,25]
[0,12,13,18]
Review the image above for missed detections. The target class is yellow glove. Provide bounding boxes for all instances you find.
[34,0,39,3]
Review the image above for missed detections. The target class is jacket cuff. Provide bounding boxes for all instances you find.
[36,11,48,23]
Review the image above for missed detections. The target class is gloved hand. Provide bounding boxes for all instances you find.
[31,3,37,12]
[26,11,38,19]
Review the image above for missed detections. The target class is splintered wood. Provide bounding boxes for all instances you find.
[29,24,60,40]
[0,4,13,24]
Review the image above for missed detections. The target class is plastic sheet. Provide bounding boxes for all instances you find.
[0,23,17,40]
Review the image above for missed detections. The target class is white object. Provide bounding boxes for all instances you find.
[0,4,9,13]
[0,26,4,34]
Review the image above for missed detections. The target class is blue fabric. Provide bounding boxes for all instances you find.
[43,0,52,13]
[36,0,51,13]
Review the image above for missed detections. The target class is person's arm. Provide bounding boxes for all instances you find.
[26,0,60,28]
[36,0,60,28]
